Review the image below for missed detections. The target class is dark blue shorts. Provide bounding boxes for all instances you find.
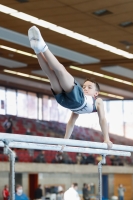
[51,80,85,110]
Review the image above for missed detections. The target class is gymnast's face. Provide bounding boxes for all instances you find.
[82,81,99,97]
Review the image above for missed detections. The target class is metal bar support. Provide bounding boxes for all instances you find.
[98,155,106,200]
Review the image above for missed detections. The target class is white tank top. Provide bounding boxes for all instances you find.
[71,95,97,114]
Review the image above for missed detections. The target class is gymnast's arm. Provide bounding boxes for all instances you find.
[96,98,113,149]
[61,112,79,151]
[65,112,79,139]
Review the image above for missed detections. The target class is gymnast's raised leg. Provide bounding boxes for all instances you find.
[28,26,75,93]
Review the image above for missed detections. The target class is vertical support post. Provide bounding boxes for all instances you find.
[3,140,15,200]
[9,148,15,200]
[98,155,106,200]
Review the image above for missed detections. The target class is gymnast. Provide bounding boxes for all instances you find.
[28,26,113,150]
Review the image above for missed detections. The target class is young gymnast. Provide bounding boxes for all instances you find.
[28,26,113,150]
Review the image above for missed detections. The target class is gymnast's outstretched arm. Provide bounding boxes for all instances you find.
[61,112,79,151]
[65,112,79,139]
[96,98,113,149]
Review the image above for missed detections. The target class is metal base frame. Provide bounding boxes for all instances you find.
[0,135,130,200]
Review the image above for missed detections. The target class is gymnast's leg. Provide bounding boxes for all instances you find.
[36,53,62,94]
[28,26,74,93]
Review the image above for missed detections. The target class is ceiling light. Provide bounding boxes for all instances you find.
[0,45,16,52]
[10,12,39,22]
[0,45,37,58]
[70,66,133,86]
[100,92,124,99]
[17,72,29,77]
[4,69,50,82]
[55,27,74,36]
[0,4,18,14]
[0,4,133,59]
[34,19,55,28]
